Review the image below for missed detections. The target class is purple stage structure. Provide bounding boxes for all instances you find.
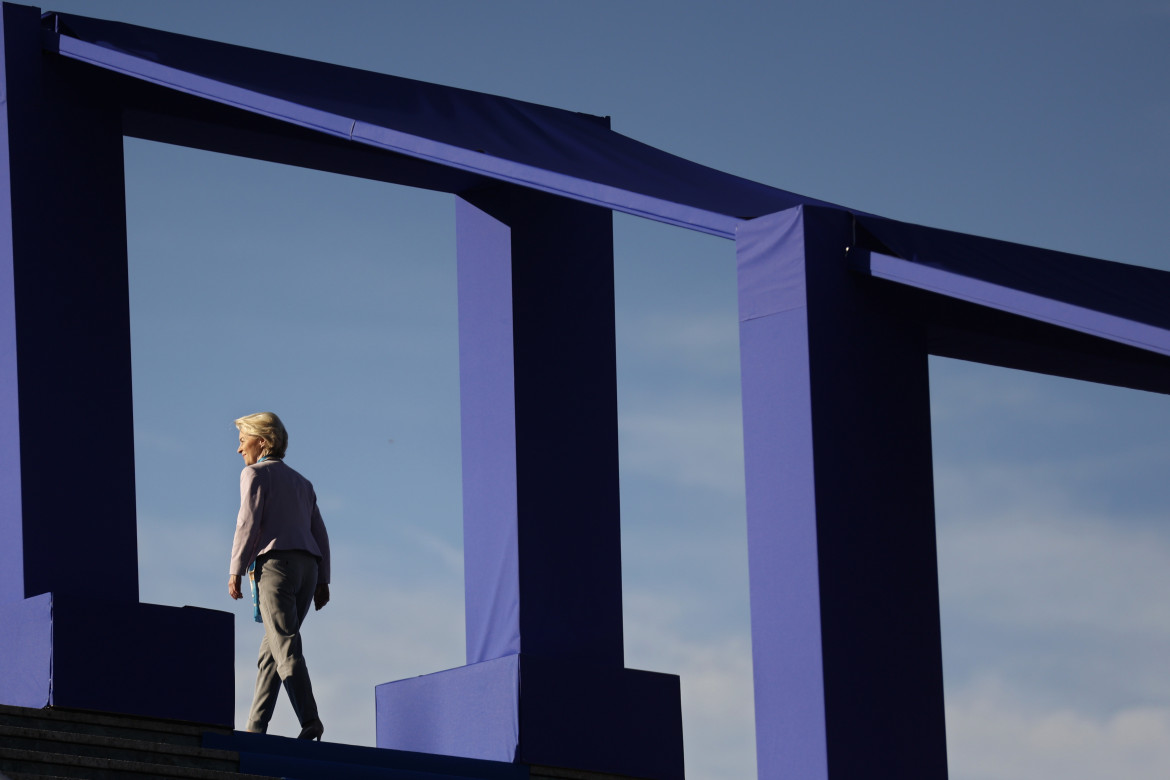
[2,4,1168,779]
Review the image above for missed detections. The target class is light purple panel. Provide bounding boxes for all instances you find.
[0,2,31,604]
[737,208,829,780]
[0,593,51,708]
[375,655,521,763]
[456,196,522,664]
[737,206,949,779]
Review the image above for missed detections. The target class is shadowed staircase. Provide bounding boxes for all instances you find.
[0,704,648,780]
[0,703,260,779]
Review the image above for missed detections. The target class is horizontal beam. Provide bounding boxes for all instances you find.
[46,30,741,238]
[857,250,1170,358]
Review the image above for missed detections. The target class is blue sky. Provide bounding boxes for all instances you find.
[37,2,1170,778]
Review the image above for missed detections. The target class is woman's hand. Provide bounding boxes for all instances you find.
[314,583,330,611]
[229,574,243,600]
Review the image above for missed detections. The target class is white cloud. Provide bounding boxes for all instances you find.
[394,524,465,574]
[946,676,1170,780]
[618,398,745,495]
[935,467,1170,642]
[619,311,742,374]
[935,460,1170,778]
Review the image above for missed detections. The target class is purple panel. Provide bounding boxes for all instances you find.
[738,207,948,779]
[0,2,38,604]
[0,593,52,708]
[737,210,829,780]
[457,197,521,664]
[375,655,521,763]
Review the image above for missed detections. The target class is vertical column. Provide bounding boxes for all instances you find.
[0,3,138,604]
[0,7,233,725]
[456,183,624,667]
[737,206,949,779]
[377,185,682,780]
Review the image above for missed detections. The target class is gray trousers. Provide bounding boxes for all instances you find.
[246,549,320,732]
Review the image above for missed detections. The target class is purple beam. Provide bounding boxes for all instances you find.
[47,27,741,238]
[862,250,1170,357]
[0,3,138,603]
[738,206,948,779]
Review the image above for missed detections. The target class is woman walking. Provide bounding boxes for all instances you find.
[228,412,331,740]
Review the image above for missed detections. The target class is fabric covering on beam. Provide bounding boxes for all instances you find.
[44,12,833,238]
[41,10,1170,379]
[857,216,1170,338]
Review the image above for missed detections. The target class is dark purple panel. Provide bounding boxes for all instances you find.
[0,593,52,708]
[50,597,235,724]
[0,10,139,603]
[375,655,521,763]
[738,207,948,779]
[517,655,684,780]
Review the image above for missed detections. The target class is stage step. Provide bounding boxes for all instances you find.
[0,704,654,780]
[0,704,264,780]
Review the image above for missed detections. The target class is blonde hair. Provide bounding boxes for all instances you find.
[234,411,289,459]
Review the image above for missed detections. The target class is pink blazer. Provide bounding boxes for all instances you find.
[229,459,331,584]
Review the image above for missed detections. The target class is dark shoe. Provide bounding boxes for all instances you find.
[297,719,324,741]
